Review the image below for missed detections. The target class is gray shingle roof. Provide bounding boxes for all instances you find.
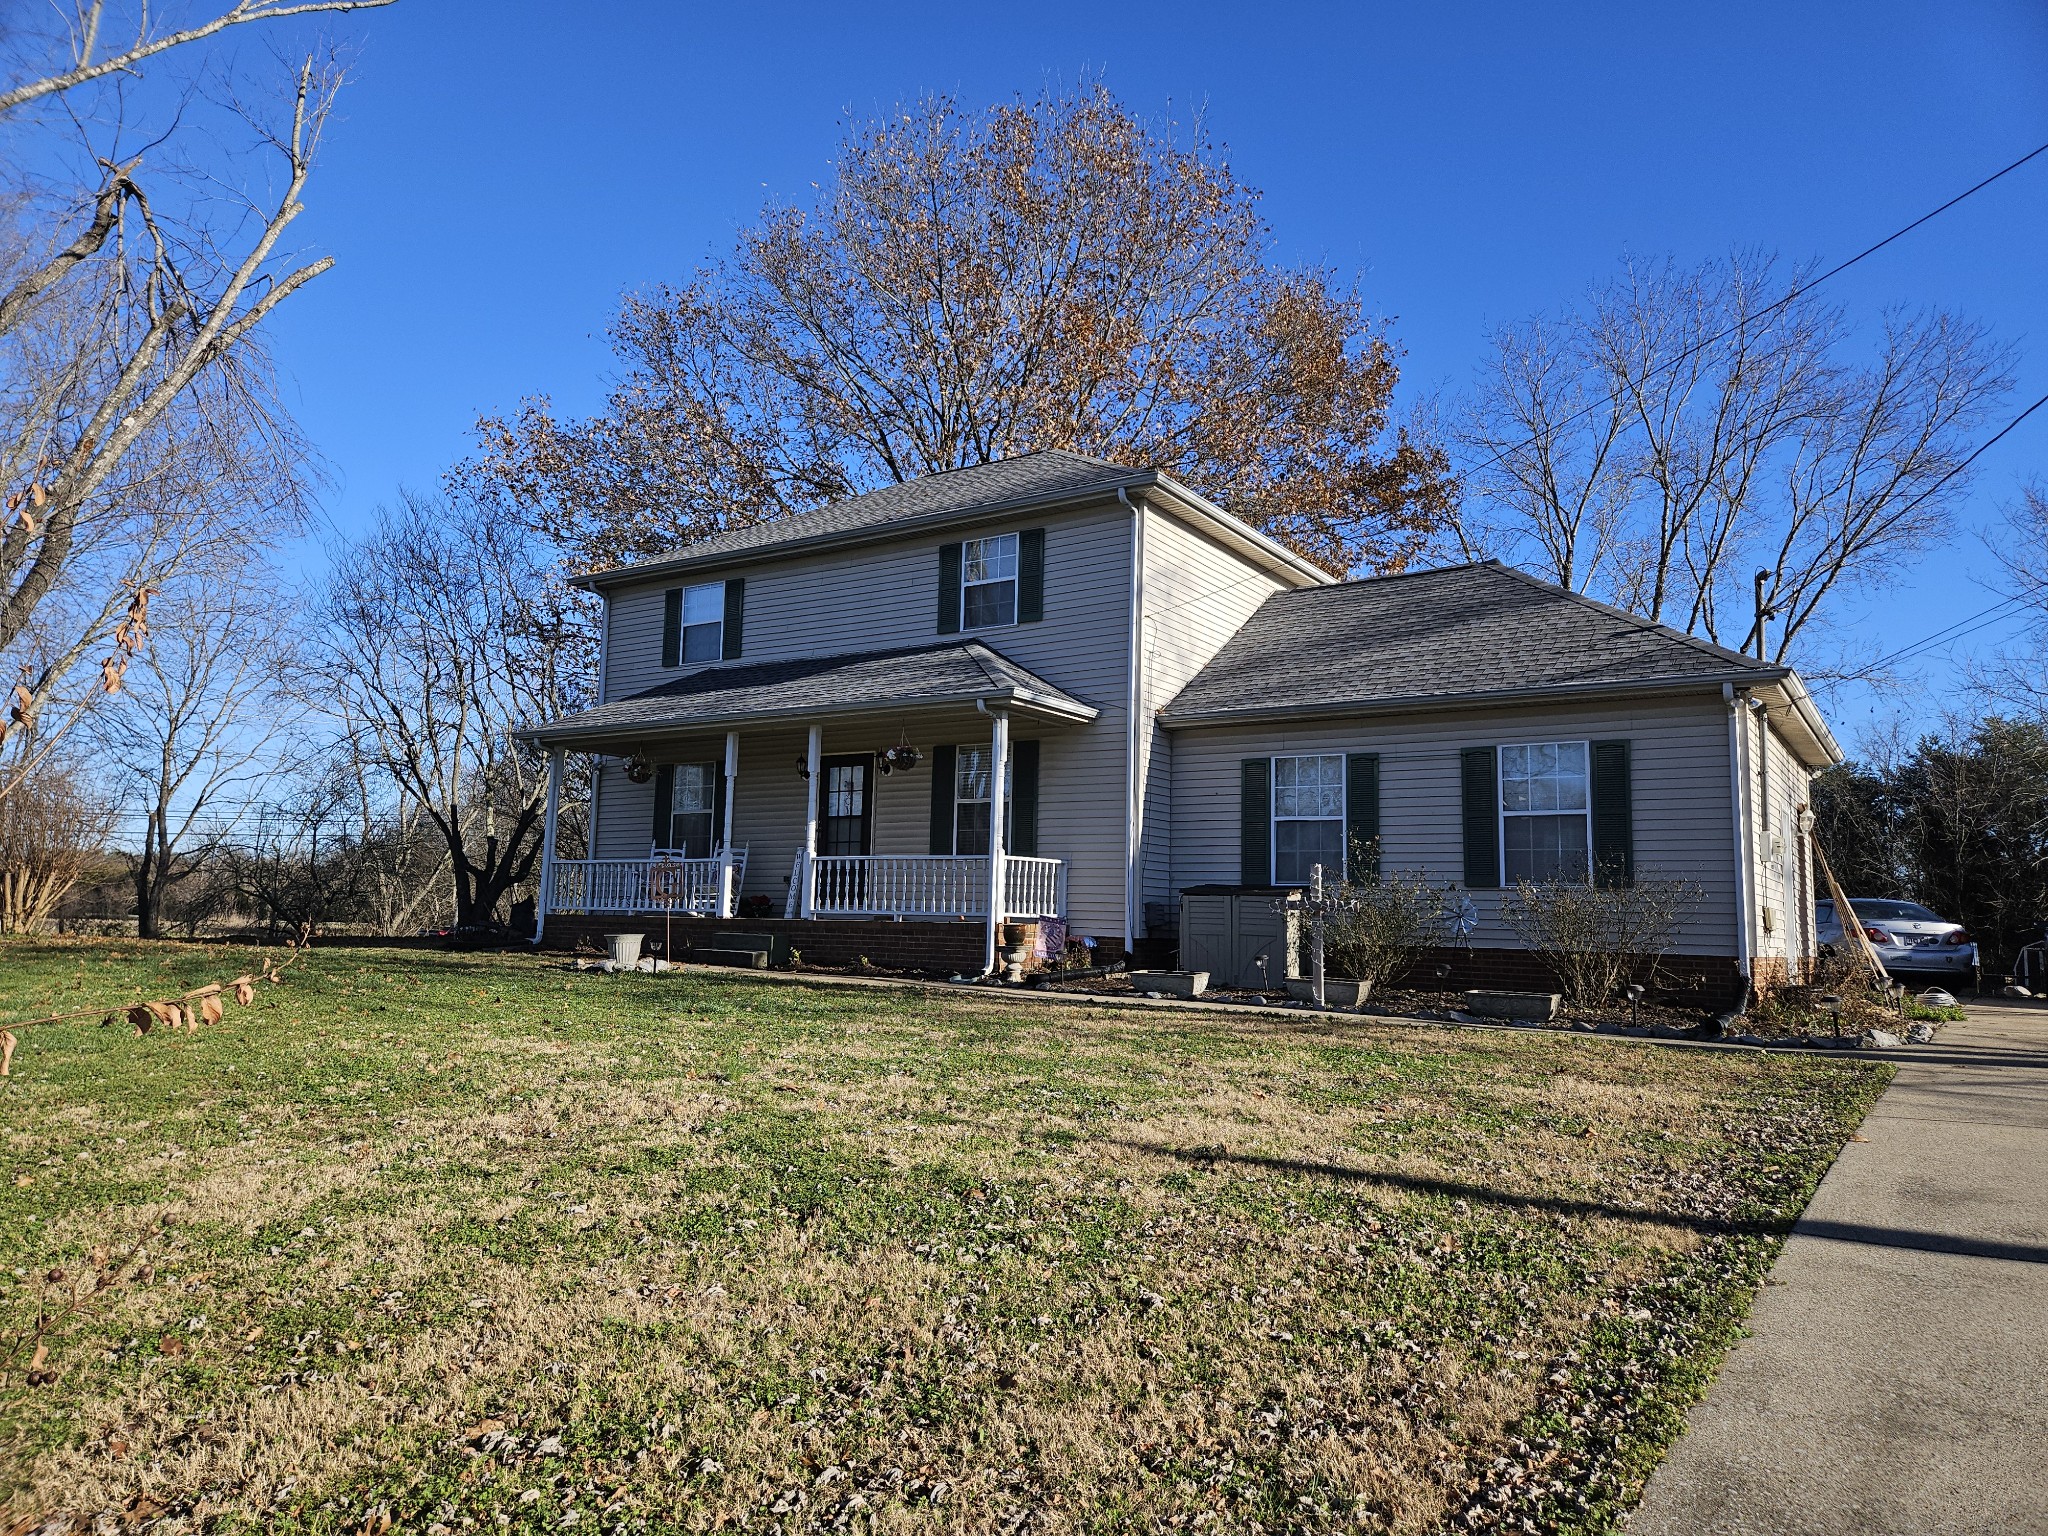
[1161,561,1786,725]
[582,450,1146,586]
[527,640,1099,743]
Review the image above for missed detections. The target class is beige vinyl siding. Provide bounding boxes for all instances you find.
[1168,693,1742,956]
[1134,509,1295,931]
[591,500,1135,939]
[1748,709,1815,965]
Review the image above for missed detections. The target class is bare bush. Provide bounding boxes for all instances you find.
[0,756,113,932]
[1323,860,1455,993]
[1499,874,1698,1009]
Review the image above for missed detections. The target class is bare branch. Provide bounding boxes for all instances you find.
[0,0,396,116]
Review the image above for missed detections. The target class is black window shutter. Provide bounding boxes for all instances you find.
[1010,739,1040,855]
[1240,757,1271,885]
[1461,747,1500,888]
[929,743,957,853]
[1591,739,1634,887]
[937,543,963,635]
[1018,528,1045,623]
[660,590,682,668]
[650,763,674,848]
[721,578,745,660]
[712,760,728,850]
[1346,753,1381,882]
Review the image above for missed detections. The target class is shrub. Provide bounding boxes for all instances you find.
[0,762,113,934]
[1499,875,1697,1010]
[1320,863,1455,993]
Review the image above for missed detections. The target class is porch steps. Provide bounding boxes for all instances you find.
[692,930,786,970]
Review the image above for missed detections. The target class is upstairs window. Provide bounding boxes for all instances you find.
[677,581,724,663]
[1272,753,1346,884]
[961,534,1018,629]
[1500,742,1590,882]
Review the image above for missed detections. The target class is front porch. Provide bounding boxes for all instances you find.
[524,640,1103,974]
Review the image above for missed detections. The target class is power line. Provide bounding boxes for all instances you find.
[1808,387,2048,685]
[1462,138,2048,484]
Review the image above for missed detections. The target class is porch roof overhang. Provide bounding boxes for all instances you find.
[520,640,1100,747]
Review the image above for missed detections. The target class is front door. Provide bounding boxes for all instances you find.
[821,755,874,857]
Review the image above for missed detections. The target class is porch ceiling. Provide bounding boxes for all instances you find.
[522,640,1099,746]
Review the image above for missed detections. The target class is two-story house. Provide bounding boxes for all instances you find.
[524,450,1841,1004]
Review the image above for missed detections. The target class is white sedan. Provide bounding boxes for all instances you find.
[1815,898,1979,980]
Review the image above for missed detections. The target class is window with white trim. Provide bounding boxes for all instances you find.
[1500,742,1590,883]
[666,762,716,858]
[952,744,1013,855]
[678,581,724,663]
[1272,753,1345,884]
[961,534,1018,629]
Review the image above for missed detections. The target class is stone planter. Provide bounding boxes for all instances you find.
[1129,969,1209,998]
[604,932,644,968]
[1461,989,1560,1022]
[1286,978,1372,1009]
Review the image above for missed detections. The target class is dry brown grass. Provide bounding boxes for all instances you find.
[0,943,1886,1534]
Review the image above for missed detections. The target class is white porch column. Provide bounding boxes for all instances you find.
[799,724,822,918]
[535,745,564,945]
[983,708,1009,975]
[718,729,739,918]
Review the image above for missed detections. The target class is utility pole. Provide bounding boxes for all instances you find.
[1749,568,1776,660]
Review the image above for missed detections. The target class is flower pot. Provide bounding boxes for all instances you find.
[1286,977,1372,1009]
[604,932,644,968]
[1128,970,1209,998]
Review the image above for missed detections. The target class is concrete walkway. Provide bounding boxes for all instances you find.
[1630,1000,2048,1536]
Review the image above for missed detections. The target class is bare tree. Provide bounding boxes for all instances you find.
[317,491,591,930]
[0,752,112,932]
[458,81,1454,579]
[1458,252,2012,663]
[88,576,300,938]
[0,0,395,790]
[1974,481,2048,721]
[333,741,454,935]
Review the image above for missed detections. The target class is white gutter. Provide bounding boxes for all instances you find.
[1725,682,1755,998]
[1120,486,1144,953]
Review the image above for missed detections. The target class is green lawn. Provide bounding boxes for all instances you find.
[0,940,1887,1534]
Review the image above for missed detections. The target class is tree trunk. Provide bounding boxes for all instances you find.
[134,840,162,940]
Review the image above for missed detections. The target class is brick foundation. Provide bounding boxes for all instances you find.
[1389,946,1751,1010]
[538,913,1020,979]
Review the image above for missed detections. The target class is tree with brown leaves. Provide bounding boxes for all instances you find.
[460,83,1454,578]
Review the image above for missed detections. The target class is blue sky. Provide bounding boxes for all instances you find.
[263,0,2048,753]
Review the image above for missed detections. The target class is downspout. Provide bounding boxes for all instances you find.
[1119,486,1144,955]
[1725,682,1756,1007]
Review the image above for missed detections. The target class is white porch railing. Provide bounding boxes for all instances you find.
[549,855,729,916]
[550,851,1064,921]
[809,853,1065,919]
[811,854,987,917]
[1004,855,1063,919]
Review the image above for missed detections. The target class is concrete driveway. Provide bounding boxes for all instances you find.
[1629,1000,2048,1535]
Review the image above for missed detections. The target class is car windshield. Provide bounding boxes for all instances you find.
[1849,899,1942,923]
